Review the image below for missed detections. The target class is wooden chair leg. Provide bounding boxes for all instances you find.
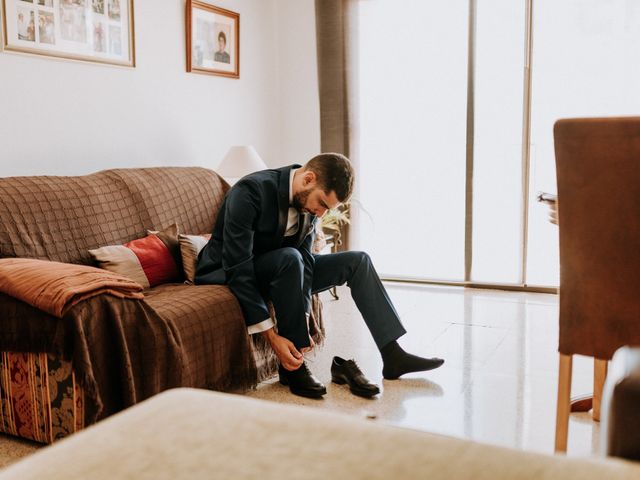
[592,358,608,422]
[555,353,573,453]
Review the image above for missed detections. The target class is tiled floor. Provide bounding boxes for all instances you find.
[246,283,599,457]
[0,282,599,469]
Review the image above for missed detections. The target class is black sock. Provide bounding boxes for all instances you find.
[380,340,444,380]
[380,340,403,363]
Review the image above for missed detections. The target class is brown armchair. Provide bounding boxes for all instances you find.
[553,117,640,452]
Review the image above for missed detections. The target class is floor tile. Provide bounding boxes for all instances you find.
[248,284,601,458]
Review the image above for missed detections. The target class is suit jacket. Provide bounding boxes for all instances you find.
[195,165,317,326]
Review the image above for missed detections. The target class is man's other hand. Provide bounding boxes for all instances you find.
[262,329,304,371]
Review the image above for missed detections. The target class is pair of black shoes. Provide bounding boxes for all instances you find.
[278,356,380,399]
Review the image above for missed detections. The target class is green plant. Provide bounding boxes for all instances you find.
[321,204,350,246]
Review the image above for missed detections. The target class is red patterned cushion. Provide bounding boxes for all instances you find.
[89,224,182,288]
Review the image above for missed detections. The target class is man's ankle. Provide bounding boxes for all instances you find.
[380,339,403,362]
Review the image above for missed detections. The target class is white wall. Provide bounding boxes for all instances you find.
[0,0,295,177]
[274,0,321,167]
[0,0,320,177]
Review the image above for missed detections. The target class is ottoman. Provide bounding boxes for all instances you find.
[1,388,639,480]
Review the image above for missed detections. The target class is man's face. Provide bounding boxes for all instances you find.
[293,186,340,218]
[218,38,225,52]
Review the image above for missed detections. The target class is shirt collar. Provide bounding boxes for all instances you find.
[289,167,299,206]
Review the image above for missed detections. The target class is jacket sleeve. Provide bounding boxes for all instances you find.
[221,182,270,326]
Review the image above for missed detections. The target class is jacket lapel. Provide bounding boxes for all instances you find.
[275,164,302,247]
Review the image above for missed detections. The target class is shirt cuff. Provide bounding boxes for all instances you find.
[247,318,275,335]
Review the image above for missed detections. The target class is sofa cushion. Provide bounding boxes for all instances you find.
[179,233,211,284]
[143,283,264,389]
[0,167,228,265]
[111,167,229,241]
[89,224,182,288]
[0,171,144,265]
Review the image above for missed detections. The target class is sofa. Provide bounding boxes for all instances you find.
[0,167,323,444]
[1,387,639,480]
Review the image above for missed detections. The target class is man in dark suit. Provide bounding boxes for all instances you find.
[196,153,444,398]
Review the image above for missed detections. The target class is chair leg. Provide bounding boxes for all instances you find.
[592,359,608,422]
[555,353,573,453]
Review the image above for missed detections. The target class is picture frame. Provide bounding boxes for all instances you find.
[1,0,135,67]
[186,0,239,79]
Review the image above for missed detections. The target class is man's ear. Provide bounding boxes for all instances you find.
[302,171,317,187]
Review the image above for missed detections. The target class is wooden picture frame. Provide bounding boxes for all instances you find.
[1,0,135,67]
[186,0,239,79]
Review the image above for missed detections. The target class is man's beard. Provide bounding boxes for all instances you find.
[292,188,311,213]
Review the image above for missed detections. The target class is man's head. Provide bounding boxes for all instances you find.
[218,31,226,52]
[292,153,354,218]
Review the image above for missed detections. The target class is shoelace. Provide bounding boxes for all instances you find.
[344,359,362,376]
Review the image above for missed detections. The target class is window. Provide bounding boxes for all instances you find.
[355,0,640,289]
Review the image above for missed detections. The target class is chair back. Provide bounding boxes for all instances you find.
[555,117,640,359]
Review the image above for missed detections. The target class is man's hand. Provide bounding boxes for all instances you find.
[261,328,304,371]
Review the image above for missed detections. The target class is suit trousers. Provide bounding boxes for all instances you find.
[253,248,407,349]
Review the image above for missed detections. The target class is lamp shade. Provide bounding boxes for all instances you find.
[216,146,268,179]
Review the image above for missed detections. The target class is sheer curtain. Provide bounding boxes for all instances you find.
[352,0,468,281]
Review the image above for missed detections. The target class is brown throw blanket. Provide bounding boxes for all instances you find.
[0,259,186,424]
[0,258,144,318]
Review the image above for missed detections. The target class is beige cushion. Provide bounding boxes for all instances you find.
[179,233,211,284]
[1,388,639,480]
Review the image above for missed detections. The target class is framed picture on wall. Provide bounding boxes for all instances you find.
[1,0,135,67]
[187,0,239,79]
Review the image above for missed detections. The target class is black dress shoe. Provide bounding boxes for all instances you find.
[331,356,380,398]
[279,362,327,399]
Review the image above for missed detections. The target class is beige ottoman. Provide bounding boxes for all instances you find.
[1,388,639,480]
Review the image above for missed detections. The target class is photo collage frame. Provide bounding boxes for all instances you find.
[1,0,135,66]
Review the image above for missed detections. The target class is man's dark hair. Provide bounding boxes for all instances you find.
[304,153,354,202]
[218,31,226,44]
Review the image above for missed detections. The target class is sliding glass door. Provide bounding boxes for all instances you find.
[354,0,640,289]
[471,0,526,285]
[526,0,640,286]
[354,0,468,281]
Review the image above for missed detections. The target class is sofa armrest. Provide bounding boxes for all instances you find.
[601,346,640,461]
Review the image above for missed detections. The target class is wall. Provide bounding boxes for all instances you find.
[274,0,321,167]
[0,0,287,177]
